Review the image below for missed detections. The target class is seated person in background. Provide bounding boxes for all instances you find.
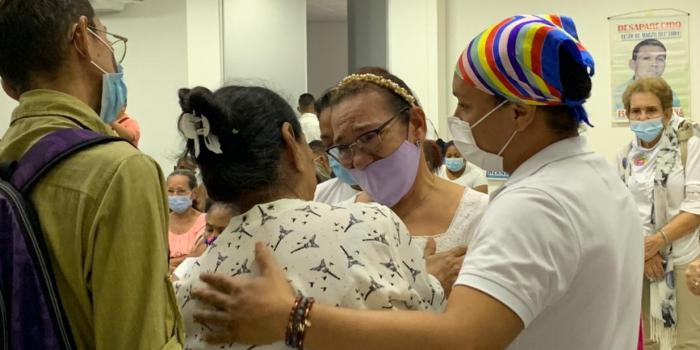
[438,141,488,194]
[421,139,443,174]
[189,201,235,257]
[111,104,141,146]
[296,92,321,142]
[308,140,331,183]
[313,89,361,204]
[167,169,206,272]
[174,85,445,350]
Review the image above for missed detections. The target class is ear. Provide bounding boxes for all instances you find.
[1,79,20,100]
[408,107,427,142]
[512,103,537,132]
[628,59,636,72]
[280,122,307,172]
[72,16,93,61]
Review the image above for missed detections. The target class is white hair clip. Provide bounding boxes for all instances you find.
[178,112,223,157]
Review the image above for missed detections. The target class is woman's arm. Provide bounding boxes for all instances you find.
[191,242,524,350]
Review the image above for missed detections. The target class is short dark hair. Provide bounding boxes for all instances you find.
[421,140,443,173]
[632,39,666,60]
[167,169,198,190]
[205,201,235,215]
[308,140,326,155]
[314,88,335,116]
[0,0,95,91]
[298,93,315,108]
[538,46,592,135]
[178,86,302,203]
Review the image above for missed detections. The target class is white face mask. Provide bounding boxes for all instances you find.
[447,100,517,172]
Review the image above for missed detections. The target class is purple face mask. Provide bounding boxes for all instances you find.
[348,141,421,207]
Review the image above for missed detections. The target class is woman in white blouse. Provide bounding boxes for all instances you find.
[437,141,488,194]
[173,85,444,350]
[327,72,489,256]
[616,77,700,349]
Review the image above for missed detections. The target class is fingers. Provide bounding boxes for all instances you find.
[423,238,436,257]
[200,273,236,294]
[650,261,665,280]
[448,245,467,258]
[192,287,234,309]
[193,308,232,325]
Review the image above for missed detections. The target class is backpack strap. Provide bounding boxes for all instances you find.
[677,120,694,168]
[9,128,125,194]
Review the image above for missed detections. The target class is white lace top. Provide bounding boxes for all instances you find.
[412,188,489,252]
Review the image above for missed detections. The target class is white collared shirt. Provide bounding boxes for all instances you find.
[455,136,644,349]
[299,112,321,142]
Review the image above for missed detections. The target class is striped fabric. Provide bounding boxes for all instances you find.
[456,14,595,125]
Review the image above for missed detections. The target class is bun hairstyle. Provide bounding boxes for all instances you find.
[539,47,592,135]
[177,86,302,203]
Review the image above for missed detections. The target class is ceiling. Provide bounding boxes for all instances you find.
[307,0,347,22]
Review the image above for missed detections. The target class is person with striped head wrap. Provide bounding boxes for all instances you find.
[187,15,644,350]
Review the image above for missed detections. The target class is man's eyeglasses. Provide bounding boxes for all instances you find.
[88,26,128,65]
[326,107,409,167]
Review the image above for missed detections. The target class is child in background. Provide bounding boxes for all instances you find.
[189,201,235,258]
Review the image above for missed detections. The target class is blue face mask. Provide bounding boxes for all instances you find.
[445,157,465,172]
[630,117,664,143]
[96,64,128,124]
[329,157,357,186]
[168,195,192,214]
[88,29,128,124]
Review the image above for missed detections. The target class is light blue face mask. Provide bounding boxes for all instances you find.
[630,117,664,143]
[168,195,192,214]
[329,157,357,187]
[445,157,465,172]
[88,30,128,124]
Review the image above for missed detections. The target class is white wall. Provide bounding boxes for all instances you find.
[444,0,700,162]
[101,0,190,171]
[307,21,348,97]
[222,0,307,106]
[387,0,446,138]
[186,0,223,88]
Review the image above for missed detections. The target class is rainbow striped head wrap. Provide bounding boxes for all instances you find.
[456,14,595,126]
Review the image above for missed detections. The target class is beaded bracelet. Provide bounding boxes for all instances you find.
[285,296,303,347]
[285,296,316,349]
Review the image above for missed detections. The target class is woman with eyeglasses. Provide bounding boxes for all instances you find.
[325,72,489,258]
[173,85,445,350]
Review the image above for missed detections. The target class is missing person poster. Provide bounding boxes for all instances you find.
[609,11,690,123]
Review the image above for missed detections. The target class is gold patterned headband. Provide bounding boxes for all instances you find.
[336,73,416,106]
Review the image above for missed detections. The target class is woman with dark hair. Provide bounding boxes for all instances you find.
[173,85,444,350]
[438,140,488,193]
[189,15,644,350]
[167,169,206,271]
[421,139,443,174]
